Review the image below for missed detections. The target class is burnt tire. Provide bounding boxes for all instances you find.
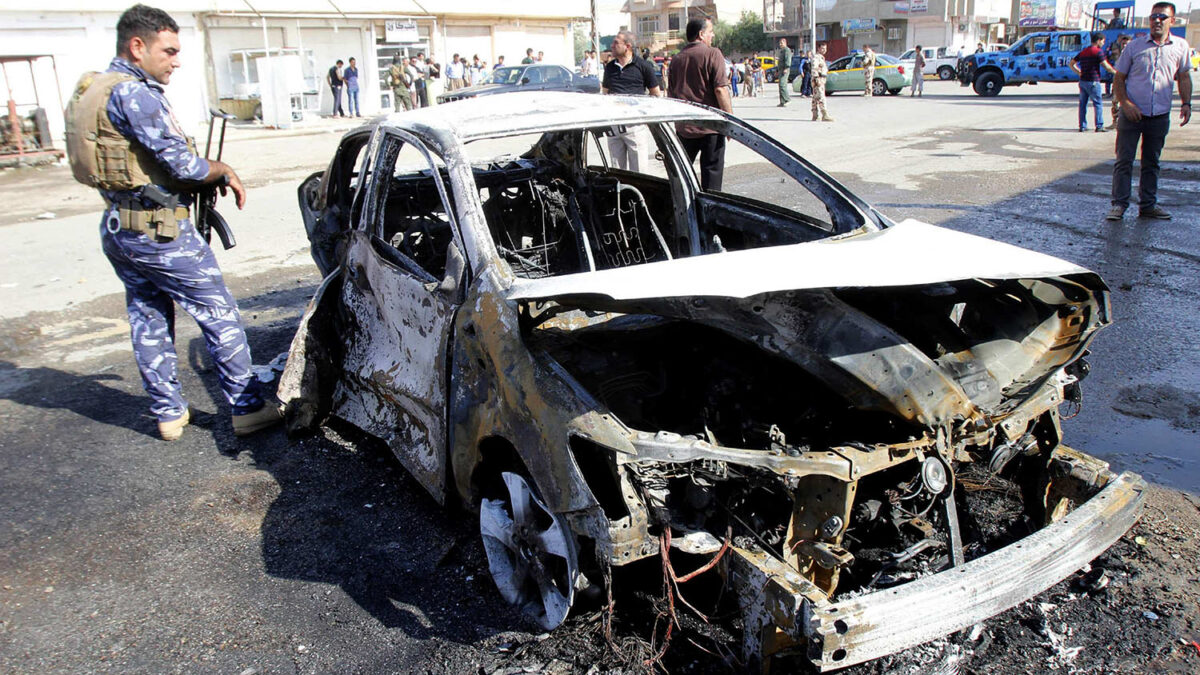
[973,71,1003,97]
[938,65,955,80]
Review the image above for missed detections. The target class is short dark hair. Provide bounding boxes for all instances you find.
[1151,2,1176,15]
[916,44,922,50]
[1091,31,1105,44]
[116,4,179,57]
[686,17,709,42]
[336,59,343,65]
[349,57,356,62]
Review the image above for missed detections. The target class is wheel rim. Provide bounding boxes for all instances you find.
[480,472,578,630]
[873,79,886,96]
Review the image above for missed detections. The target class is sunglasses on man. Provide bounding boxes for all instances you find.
[1148,12,1173,21]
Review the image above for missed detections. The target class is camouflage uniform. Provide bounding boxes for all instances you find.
[863,50,877,96]
[810,53,831,121]
[99,58,263,423]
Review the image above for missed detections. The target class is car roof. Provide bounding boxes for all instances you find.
[379,91,724,141]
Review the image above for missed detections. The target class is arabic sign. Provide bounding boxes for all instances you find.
[1019,0,1058,27]
[844,18,877,34]
[910,0,928,12]
[385,20,419,43]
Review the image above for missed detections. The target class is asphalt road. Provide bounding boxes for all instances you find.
[1,79,1198,673]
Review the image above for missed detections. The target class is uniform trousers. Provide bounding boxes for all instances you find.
[101,215,263,422]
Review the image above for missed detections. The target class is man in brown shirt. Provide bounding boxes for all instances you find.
[667,17,733,190]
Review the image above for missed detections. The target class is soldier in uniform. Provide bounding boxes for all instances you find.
[64,4,282,441]
[776,38,792,107]
[387,54,412,112]
[862,45,877,96]
[811,43,833,121]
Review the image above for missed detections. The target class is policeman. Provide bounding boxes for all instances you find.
[811,42,833,122]
[387,54,412,112]
[64,4,282,441]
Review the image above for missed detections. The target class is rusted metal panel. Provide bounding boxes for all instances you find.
[336,233,454,500]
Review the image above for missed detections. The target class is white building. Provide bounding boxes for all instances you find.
[1,0,588,147]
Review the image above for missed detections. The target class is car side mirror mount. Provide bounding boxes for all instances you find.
[521,77,530,85]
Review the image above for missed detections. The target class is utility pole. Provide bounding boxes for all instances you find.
[591,0,598,54]
[809,0,816,52]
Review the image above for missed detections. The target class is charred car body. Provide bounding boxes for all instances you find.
[279,93,1145,670]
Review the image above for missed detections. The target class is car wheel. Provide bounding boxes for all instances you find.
[480,471,580,631]
[889,88,901,95]
[938,66,955,80]
[973,72,1003,97]
[872,78,888,96]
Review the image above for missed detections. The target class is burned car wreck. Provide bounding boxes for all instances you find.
[278,93,1145,670]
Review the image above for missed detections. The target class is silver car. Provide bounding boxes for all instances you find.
[280,92,1144,670]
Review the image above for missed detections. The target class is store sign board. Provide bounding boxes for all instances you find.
[844,18,877,34]
[385,20,419,43]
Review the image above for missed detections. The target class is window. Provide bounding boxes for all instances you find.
[525,67,545,84]
[668,12,681,32]
[373,133,458,281]
[691,124,866,252]
[544,67,568,83]
[1057,34,1082,53]
[637,15,659,35]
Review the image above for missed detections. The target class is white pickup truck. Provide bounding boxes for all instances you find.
[899,44,1008,81]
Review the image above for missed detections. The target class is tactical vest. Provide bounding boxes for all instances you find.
[64,71,193,192]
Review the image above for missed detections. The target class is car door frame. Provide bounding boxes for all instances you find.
[335,125,469,503]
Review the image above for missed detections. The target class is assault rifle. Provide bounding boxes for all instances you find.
[195,107,238,249]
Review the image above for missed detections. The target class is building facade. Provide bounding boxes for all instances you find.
[622,0,761,54]
[1,0,587,146]
[764,0,1011,59]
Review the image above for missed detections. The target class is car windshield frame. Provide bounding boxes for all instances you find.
[455,115,881,281]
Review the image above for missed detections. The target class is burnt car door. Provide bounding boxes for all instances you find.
[334,127,467,501]
[299,127,374,277]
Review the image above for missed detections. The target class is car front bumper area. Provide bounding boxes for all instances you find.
[728,470,1147,671]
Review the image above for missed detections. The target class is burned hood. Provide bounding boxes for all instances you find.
[505,220,1093,302]
[512,221,1109,430]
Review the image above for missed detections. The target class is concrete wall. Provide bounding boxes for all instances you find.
[0,10,208,145]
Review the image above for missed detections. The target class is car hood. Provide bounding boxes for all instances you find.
[505,220,1091,302]
[509,220,1107,429]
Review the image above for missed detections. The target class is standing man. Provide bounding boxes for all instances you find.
[862,45,877,96]
[343,57,360,117]
[387,55,412,112]
[415,52,430,107]
[911,45,926,96]
[1105,34,1129,99]
[537,51,545,63]
[776,37,793,107]
[810,42,832,121]
[667,17,733,190]
[1105,8,1128,29]
[64,3,281,440]
[1108,2,1191,220]
[800,51,812,97]
[1070,32,1115,132]
[522,48,535,64]
[495,55,505,69]
[445,54,463,91]
[327,59,345,117]
[601,30,661,172]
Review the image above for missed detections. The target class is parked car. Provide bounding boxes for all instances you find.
[437,64,599,104]
[799,52,911,96]
[281,91,1144,671]
[898,46,960,80]
[756,54,778,81]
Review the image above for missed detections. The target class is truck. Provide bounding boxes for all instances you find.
[957,0,1185,96]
